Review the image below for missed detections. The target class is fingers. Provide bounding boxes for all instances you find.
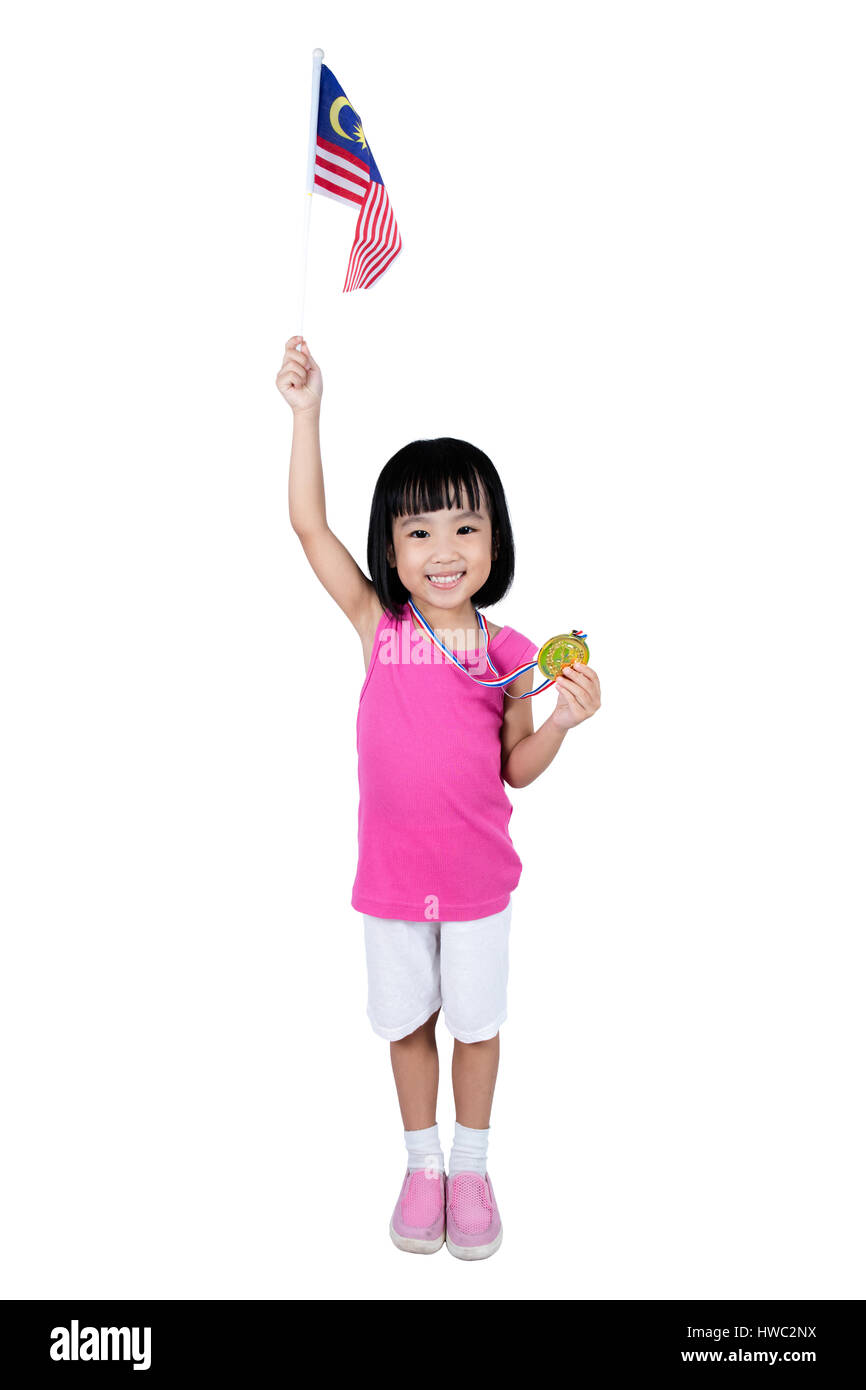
[276,363,308,391]
[560,663,598,687]
[556,677,589,712]
[281,344,312,372]
[283,335,315,368]
[276,335,314,392]
[556,662,600,715]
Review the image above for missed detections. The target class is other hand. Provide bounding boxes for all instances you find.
[550,662,601,732]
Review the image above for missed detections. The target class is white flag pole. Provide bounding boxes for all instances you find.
[298,48,324,339]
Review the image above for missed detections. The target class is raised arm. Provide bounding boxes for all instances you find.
[276,336,379,637]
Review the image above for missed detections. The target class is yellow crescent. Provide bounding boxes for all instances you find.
[330,96,357,141]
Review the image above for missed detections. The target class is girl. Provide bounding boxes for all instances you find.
[276,334,601,1260]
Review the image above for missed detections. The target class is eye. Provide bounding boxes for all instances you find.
[407,525,477,539]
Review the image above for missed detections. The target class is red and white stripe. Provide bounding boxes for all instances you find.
[343,180,402,291]
[313,135,402,292]
[313,135,369,207]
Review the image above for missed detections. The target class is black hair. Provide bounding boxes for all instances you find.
[366,437,516,620]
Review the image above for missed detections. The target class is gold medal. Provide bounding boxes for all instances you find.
[537,629,590,679]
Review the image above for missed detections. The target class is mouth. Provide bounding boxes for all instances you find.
[426,572,466,590]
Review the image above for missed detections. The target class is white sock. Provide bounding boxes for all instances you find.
[449,1122,489,1176]
[404,1123,445,1174]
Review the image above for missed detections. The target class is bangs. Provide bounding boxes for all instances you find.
[387,450,488,523]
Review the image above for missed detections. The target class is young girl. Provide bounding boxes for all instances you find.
[276,334,600,1260]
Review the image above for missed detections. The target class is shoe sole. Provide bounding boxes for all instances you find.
[446,1226,503,1260]
[389,1222,446,1254]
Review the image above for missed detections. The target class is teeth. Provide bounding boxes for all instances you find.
[427,573,464,587]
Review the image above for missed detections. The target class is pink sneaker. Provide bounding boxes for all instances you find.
[389,1168,446,1254]
[445,1170,503,1260]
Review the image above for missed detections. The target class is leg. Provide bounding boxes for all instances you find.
[389,1008,441,1130]
[361,916,447,1254]
[452,1032,500,1128]
[362,912,442,1123]
[439,899,511,1147]
[388,1010,447,1255]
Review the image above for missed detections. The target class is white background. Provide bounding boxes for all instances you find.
[1,0,863,1301]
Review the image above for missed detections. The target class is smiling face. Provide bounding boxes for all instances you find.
[386,484,498,622]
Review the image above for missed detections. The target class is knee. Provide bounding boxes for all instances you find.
[453,1031,499,1050]
[416,1007,440,1038]
[391,1008,440,1046]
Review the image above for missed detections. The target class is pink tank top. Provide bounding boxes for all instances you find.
[351,601,539,922]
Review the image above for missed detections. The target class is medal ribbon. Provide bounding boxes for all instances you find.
[407,598,555,700]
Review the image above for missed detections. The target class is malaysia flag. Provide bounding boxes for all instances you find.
[312,64,402,292]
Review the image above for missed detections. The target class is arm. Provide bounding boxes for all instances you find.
[500,667,568,789]
[503,716,569,789]
[288,405,327,535]
[501,660,601,788]
[277,335,379,636]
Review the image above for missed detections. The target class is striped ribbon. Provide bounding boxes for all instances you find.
[407,599,555,700]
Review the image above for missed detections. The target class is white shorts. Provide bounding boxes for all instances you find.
[361,898,512,1044]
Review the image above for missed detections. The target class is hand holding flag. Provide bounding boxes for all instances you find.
[276,336,322,416]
